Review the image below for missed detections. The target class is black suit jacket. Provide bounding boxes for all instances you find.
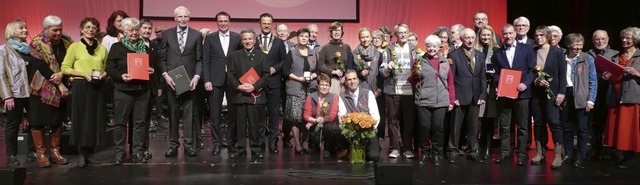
[532,46,567,96]
[203,31,242,86]
[255,33,287,88]
[226,48,271,104]
[492,42,536,99]
[449,48,488,105]
[106,42,158,91]
[160,26,203,78]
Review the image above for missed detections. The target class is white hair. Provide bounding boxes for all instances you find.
[120,17,140,31]
[42,15,62,29]
[394,23,409,32]
[549,25,563,36]
[307,23,318,31]
[513,16,530,26]
[173,6,190,16]
[451,24,465,33]
[277,24,288,31]
[424,35,442,46]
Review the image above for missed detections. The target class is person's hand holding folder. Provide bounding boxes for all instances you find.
[121,74,133,82]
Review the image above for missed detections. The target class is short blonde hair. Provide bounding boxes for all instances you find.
[620,27,640,46]
[5,19,26,40]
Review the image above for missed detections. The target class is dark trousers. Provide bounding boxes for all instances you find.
[376,94,386,138]
[561,88,590,159]
[417,106,447,157]
[4,98,28,156]
[167,90,195,148]
[385,94,416,151]
[143,92,157,150]
[448,104,480,154]
[208,85,227,145]
[590,98,608,154]
[193,83,207,144]
[498,98,529,157]
[322,123,348,154]
[531,93,563,146]
[480,117,496,149]
[237,104,265,152]
[263,86,281,148]
[113,89,149,155]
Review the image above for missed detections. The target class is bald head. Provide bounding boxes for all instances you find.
[461,28,476,49]
[276,24,289,40]
[592,30,609,50]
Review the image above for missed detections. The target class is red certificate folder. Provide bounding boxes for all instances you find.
[497,69,522,99]
[127,53,150,80]
[239,67,260,84]
[595,54,624,82]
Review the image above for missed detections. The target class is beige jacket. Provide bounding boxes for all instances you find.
[0,44,30,100]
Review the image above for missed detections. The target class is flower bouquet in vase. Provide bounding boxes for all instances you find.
[339,112,377,164]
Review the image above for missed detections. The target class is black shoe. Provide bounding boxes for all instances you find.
[269,145,279,154]
[212,145,221,155]
[143,151,153,160]
[252,152,265,159]
[517,156,527,166]
[165,147,178,157]
[185,146,197,157]
[132,153,148,163]
[197,141,205,149]
[447,153,456,163]
[27,152,37,162]
[494,154,510,163]
[113,154,124,165]
[7,155,20,166]
[432,156,442,166]
[229,149,246,159]
[618,160,636,169]
[573,159,585,169]
[467,154,484,163]
[562,156,574,165]
[419,155,429,165]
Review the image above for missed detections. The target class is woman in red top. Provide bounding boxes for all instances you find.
[303,73,342,158]
[604,27,640,169]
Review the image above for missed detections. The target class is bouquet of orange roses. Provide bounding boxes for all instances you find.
[339,112,377,163]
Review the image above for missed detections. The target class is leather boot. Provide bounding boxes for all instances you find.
[50,127,69,164]
[530,141,545,165]
[551,143,564,169]
[32,130,51,168]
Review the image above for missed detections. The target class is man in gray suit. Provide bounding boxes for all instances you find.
[160,6,203,157]
[203,11,242,155]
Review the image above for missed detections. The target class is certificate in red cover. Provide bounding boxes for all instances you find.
[595,54,624,82]
[497,69,522,99]
[239,67,259,84]
[127,53,150,80]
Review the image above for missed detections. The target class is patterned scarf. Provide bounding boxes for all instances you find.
[122,37,147,54]
[28,32,73,107]
[7,39,30,54]
[355,44,375,61]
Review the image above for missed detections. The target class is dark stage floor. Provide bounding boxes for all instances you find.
[2,127,640,185]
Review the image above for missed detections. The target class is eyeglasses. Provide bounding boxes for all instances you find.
[83,26,98,31]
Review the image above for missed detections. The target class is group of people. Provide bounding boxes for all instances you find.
[2,7,639,170]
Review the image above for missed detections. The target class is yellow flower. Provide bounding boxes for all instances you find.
[416,48,424,54]
[335,51,342,58]
[356,54,362,60]
[381,41,389,49]
[391,50,397,56]
[322,101,329,107]
[534,65,542,71]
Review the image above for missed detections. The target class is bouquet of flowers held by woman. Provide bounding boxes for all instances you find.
[312,101,331,142]
[534,65,555,99]
[339,112,377,164]
[356,54,370,71]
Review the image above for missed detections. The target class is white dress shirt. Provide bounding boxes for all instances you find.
[219,31,230,56]
[338,88,381,128]
[505,42,517,68]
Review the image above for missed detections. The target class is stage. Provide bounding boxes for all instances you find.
[2,130,640,185]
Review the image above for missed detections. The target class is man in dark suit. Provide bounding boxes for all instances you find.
[203,11,242,155]
[255,13,287,154]
[514,17,535,46]
[227,28,270,159]
[491,24,536,166]
[159,6,203,157]
[447,28,487,163]
[586,30,618,161]
[529,26,567,168]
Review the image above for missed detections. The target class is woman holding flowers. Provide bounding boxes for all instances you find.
[303,74,342,158]
[317,22,353,94]
[283,28,318,155]
[529,25,567,168]
[414,35,455,166]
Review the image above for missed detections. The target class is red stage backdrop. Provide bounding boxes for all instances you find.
[0,0,506,50]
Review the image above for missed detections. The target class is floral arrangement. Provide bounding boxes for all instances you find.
[335,51,346,72]
[534,66,555,99]
[313,101,331,142]
[390,50,400,77]
[339,112,377,163]
[356,54,370,71]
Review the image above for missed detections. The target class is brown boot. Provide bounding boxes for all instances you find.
[32,129,51,168]
[50,127,69,164]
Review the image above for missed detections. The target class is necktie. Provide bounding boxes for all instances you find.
[262,35,269,51]
[178,29,186,53]
[352,94,358,108]
[222,33,229,56]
